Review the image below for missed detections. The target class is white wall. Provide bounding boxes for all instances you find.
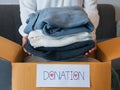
[0,0,18,4]
[0,0,120,21]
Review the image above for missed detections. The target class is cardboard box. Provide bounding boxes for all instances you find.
[11,62,111,90]
[0,36,111,90]
[96,37,120,61]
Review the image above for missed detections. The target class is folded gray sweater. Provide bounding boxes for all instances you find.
[24,6,94,37]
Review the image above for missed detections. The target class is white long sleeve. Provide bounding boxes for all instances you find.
[18,0,99,38]
[84,0,99,38]
[19,0,37,36]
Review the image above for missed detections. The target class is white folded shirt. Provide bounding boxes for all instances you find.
[28,29,93,48]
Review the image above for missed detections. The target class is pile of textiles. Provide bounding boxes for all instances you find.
[24,6,95,61]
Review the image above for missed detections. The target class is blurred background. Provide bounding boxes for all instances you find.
[0,0,120,21]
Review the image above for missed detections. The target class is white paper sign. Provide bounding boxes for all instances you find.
[36,64,90,88]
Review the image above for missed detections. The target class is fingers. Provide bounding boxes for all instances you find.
[23,48,32,55]
[22,37,28,46]
[22,37,31,55]
[85,47,97,56]
[84,39,97,56]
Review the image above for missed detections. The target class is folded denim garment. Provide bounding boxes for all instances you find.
[24,40,95,61]
[24,6,94,37]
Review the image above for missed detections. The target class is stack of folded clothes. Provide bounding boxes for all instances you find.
[24,6,95,61]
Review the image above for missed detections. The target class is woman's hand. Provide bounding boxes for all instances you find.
[22,36,31,55]
[84,39,97,56]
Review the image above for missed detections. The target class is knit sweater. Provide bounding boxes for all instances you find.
[19,0,99,39]
[28,30,93,48]
[24,6,94,35]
